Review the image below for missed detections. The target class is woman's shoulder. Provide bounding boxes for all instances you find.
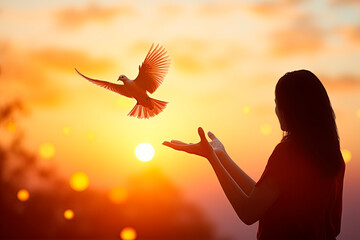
[270,139,302,164]
[273,140,293,154]
[268,142,291,165]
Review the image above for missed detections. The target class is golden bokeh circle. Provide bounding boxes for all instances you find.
[64,209,74,220]
[260,124,273,135]
[39,142,56,159]
[70,172,89,191]
[120,227,137,240]
[17,189,30,202]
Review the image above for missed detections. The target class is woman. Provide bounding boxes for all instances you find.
[163,70,345,239]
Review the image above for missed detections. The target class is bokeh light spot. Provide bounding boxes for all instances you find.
[109,187,128,204]
[62,126,71,136]
[17,189,30,202]
[242,106,250,115]
[7,121,17,132]
[64,209,74,220]
[341,149,352,163]
[260,124,272,135]
[135,143,155,162]
[70,172,89,191]
[39,142,56,159]
[356,109,360,119]
[120,227,137,240]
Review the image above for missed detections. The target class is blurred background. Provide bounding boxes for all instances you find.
[1,0,359,239]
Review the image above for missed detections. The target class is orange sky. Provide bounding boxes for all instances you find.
[1,1,360,239]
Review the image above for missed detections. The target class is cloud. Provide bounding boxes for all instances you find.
[166,39,247,76]
[0,42,63,107]
[330,0,360,5]
[338,26,360,46]
[321,75,360,92]
[55,3,135,30]
[198,2,242,16]
[31,48,114,74]
[268,15,325,56]
[158,3,184,18]
[243,0,306,18]
[245,2,284,17]
[0,42,115,108]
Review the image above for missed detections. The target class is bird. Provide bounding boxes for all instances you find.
[75,44,170,119]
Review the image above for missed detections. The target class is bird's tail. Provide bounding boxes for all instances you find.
[128,98,168,119]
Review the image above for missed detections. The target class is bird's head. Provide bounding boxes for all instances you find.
[118,75,128,82]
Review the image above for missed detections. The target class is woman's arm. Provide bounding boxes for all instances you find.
[215,151,255,196]
[163,127,279,225]
[207,132,256,196]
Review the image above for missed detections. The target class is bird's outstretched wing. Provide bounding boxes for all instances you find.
[134,44,170,94]
[75,68,133,98]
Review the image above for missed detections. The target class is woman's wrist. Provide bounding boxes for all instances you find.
[215,148,226,158]
[207,150,220,164]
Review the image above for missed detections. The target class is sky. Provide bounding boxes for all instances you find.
[1,0,360,239]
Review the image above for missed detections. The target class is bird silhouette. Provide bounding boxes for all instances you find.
[75,44,170,119]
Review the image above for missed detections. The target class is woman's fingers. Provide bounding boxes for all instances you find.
[170,140,187,145]
[162,141,185,151]
[208,131,217,140]
[163,141,201,155]
[198,127,208,143]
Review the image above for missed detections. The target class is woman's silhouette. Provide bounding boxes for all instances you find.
[163,70,345,239]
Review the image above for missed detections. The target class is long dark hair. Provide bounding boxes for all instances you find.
[275,70,344,176]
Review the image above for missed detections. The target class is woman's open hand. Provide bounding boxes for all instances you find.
[163,127,225,159]
[208,131,226,155]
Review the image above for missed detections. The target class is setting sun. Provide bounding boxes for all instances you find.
[70,172,89,191]
[120,227,137,240]
[135,143,155,162]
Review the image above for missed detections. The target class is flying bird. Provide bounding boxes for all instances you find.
[75,44,170,119]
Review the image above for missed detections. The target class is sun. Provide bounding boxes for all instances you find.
[135,143,155,162]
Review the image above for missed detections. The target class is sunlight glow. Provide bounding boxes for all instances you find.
[109,187,128,204]
[17,189,30,202]
[64,209,74,220]
[120,227,137,240]
[357,109,360,119]
[260,124,273,135]
[70,172,89,191]
[135,143,155,162]
[39,142,56,159]
[341,149,352,163]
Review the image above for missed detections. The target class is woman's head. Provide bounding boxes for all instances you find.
[275,70,343,175]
